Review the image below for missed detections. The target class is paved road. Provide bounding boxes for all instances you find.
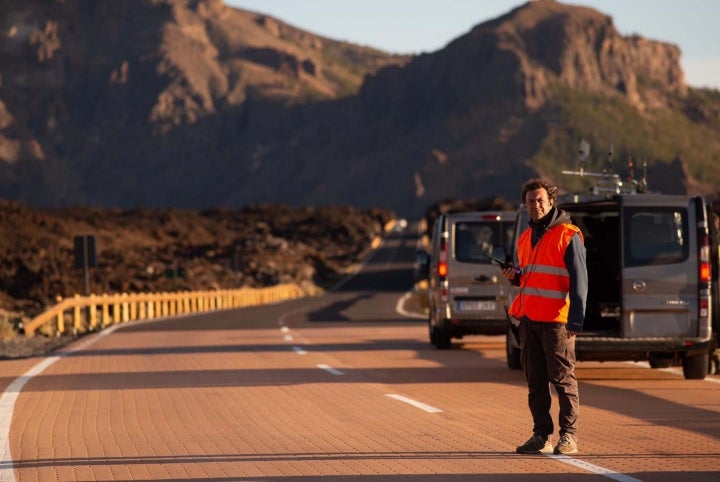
[1,223,719,481]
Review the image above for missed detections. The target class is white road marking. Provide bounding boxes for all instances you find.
[293,346,307,355]
[385,394,442,413]
[317,364,344,375]
[280,326,290,333]
[395,291,425,319]
[284,334,293,341]
[0,325,120,482]
[383,394,640,480]
[546,454,642,482]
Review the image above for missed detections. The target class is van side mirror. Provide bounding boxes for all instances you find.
[414,250,430,281]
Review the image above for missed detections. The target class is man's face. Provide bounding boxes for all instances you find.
[525,187,553,223]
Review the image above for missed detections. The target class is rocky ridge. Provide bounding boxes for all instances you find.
[0,0,717,217]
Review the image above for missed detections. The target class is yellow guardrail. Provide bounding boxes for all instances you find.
[22,218,398,337]
[23,284,305,337]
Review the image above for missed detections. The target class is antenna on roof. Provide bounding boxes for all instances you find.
[561,139,591,177]
[605,142,614,174]
[578,139,590,176]
[562,139,637,194]
[626,156,635,184]
[640,158,648,192]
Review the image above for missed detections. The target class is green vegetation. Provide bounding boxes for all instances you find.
[321,68,361,98]
[686,88,720,131]
[533,87,720,194]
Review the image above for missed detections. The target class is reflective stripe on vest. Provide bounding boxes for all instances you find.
[509,223,582,323]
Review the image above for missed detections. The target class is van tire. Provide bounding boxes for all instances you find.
[506,330,522,370]
[682,352,709,380]
[428,305,452,348]
[648,354,672,368]
[433,325,452,349]
[428,318,436,345]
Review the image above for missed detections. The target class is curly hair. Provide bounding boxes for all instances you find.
[521,178,558,205]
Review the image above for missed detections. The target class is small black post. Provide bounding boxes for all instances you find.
[74,235,97,295]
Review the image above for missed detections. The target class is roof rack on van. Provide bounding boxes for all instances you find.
[561,140,648,195]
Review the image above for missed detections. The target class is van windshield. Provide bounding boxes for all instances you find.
[624,208,689,267]
[454,222,514,263]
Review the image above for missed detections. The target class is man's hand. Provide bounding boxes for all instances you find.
[566,330,579,338]
[500,266,516,280]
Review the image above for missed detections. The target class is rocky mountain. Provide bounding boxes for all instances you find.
[0,0,718,217]
[0,0,408,206]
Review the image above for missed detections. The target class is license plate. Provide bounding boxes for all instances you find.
[457,301,496,311]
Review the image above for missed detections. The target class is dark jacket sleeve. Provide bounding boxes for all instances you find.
[564,232,588,332]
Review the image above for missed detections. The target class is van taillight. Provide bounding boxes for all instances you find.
[700,262,711,283]
[697,220,711,336]
[438,235,448,280]
[699,233,711,285]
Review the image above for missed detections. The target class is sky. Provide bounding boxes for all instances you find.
[224,0,720,89]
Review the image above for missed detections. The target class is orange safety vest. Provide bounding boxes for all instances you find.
[509,223,583,323]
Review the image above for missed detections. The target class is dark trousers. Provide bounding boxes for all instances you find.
[520,318,579,439]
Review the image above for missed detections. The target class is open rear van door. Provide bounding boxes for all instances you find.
[621,195,712,378]
[621,196,695,338]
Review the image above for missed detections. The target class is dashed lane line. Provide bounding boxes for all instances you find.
[383,393,641,481]
[278,312,652,481]
[384,394,443,413]
[317,364,344,375]
[281,327,306,354]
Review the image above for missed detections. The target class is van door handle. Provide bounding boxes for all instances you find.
[474,275,492,283]
[632,280,646,292]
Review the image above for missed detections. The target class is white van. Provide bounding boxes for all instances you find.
[416,211,516,348]
[506,191,717,379]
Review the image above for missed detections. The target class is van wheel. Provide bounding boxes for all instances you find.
[427,305,437,345]
[506,329,522,370]
[649,354,672,368]
[433,325,452,349]
[682,352,709,380]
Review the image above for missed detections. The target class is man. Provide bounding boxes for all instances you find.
[501,178,587,455]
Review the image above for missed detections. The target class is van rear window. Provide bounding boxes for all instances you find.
[454,222,514,263]
[624,209,689,267]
